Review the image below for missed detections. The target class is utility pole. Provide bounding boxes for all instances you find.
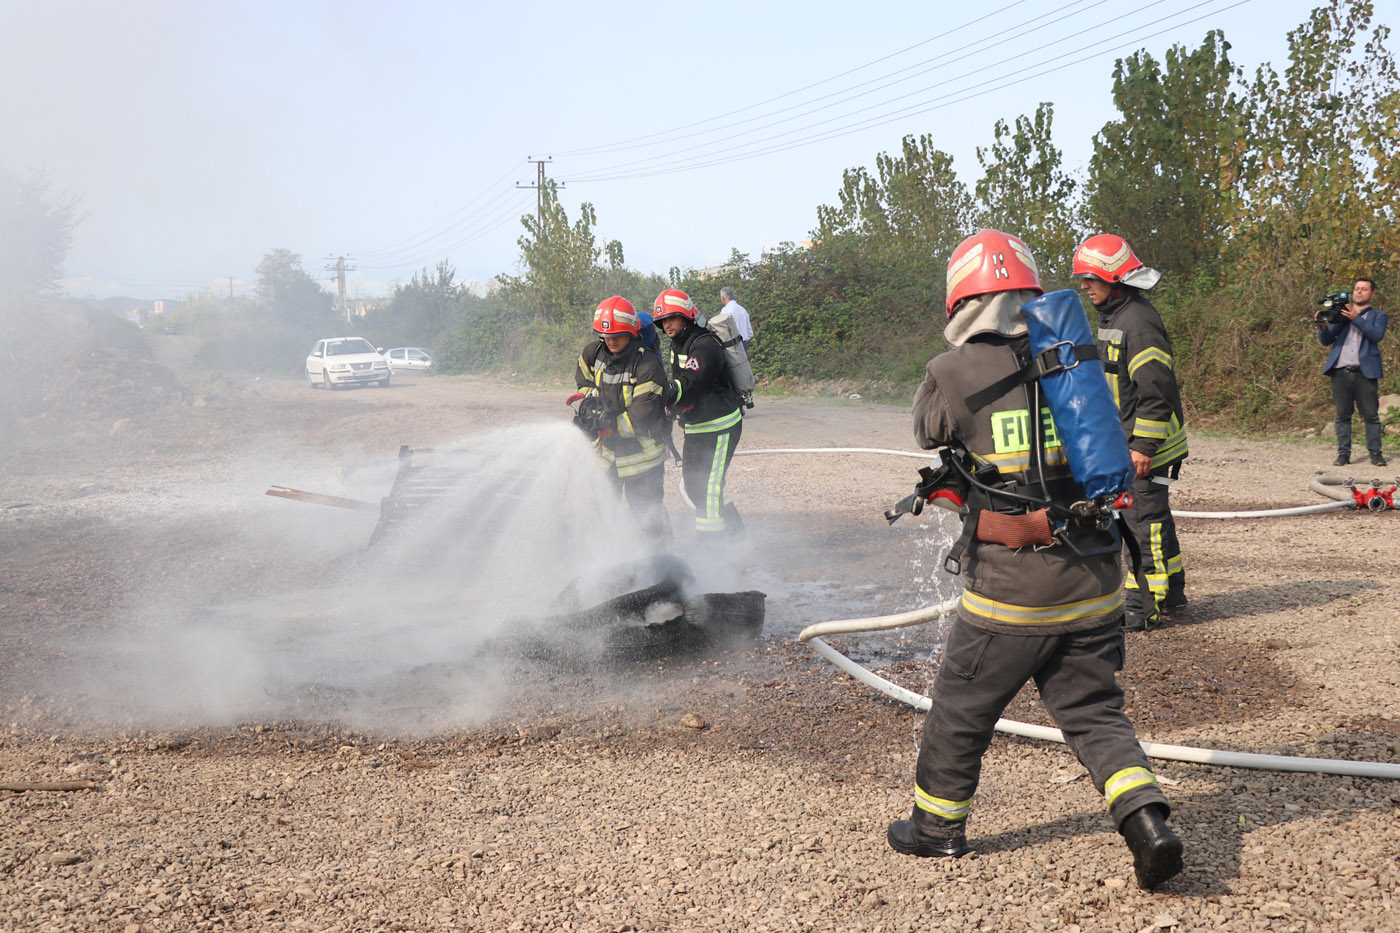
[227,276,234,299]
[517,157,562,229]
[324,255,357,326]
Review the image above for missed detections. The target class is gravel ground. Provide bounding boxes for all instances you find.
[2,370,1399,933]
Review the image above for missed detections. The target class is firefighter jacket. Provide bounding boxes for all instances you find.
[914,333,1124,636]
[575,338,668,477]
[666,322,742,435]
[1095,291,1188,470]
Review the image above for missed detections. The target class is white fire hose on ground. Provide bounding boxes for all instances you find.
[798,601,1400,780]
[713,447,1400,779]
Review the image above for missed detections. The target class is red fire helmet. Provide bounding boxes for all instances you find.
[593,296,640,336]
[945,229,1043,315]
[1072,234,1145,283]
[652,288,698,323]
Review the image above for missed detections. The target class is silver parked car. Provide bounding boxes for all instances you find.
[306,337,391,389]
[383,347,433,373]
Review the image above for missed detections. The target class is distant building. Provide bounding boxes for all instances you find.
[759,240,814,262]
[153,300,167,315]
[691,261,740,280]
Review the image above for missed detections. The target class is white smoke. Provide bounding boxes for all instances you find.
[63,422,671,731]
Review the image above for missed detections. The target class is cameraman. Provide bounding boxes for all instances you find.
[1318,278,1388,467]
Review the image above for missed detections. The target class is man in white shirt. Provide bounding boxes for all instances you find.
[718,286,753,349]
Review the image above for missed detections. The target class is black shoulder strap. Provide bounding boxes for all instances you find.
[964,342,1098,413]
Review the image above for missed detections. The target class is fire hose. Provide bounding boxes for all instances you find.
[798,601,1400,780]
[719,447,1400,779]
[691,448,1399,517]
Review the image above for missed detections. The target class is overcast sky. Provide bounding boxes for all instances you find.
[0,0,1340,301]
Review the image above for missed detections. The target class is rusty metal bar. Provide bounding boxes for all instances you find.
[264,486,379,512]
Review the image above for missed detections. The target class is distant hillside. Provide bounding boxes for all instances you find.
[84,296,159,313]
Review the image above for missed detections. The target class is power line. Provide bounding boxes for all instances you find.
[357,191,534,272]
[324,255,357,325]
[516,157,562,229]
[561,0,1228,182]
[557,0,1103,161]
[561,0,1250,184]
[355,185,522,267]
[355,158,527,261]
[551,0,1042,158]
[563,0,1127,181]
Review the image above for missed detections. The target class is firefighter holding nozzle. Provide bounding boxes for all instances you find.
[572,296,671,545]
[886,230,1183,891]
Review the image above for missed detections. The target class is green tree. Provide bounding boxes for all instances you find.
[1085,31,1244,282]
[814,133,974,277]
[975,102,1080,287]
[384,259,471,343]
[0,168,81,298]
[253,248,333,325]
[505,181,603,326]
[1231,0,1399,290]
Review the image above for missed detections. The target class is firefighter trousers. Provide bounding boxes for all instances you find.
[1122,466,1184,610]
[912,617,1168,837]
[681,420,742,536]
[609,462,670,546]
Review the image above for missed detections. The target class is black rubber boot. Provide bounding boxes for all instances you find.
[1123,590,1159,632]
[887,820,972,858]
[1163,582,1188,612]
[1120,804,1183,890]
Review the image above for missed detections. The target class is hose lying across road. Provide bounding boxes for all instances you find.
[721,446,1400,779]
[798,601,1400,780]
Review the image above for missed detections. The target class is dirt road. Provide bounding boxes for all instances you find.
[2,373,1398,932]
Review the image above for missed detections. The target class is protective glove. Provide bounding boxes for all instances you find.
[573,396,618,436]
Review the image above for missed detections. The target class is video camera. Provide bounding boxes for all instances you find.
[1316,291,1351,326]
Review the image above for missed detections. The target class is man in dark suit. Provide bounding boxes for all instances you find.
[1319,277,1389,467]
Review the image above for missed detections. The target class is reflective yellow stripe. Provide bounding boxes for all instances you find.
[1127,346,1172,380]
[683,407,742,434]
[1148,523,1166,600]
[696,432,732,531]
[915,785,972,821]
[1104,766,1158,808]
[1133,417,1171,440]
[960,588,1124,626]
[1150,425,1187,467]
[614,441,665,477]
[979,446,1068,473]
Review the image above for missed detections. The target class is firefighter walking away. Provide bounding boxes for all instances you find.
[886,229,1184,891]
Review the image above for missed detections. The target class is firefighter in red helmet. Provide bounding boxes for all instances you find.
[573,296,671,544]
[1072,234,1188,631]
[652,288,744,539]
[886,230,1183,891]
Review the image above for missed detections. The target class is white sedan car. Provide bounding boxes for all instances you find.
[306,337,391,389]
[383,347,433,373]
